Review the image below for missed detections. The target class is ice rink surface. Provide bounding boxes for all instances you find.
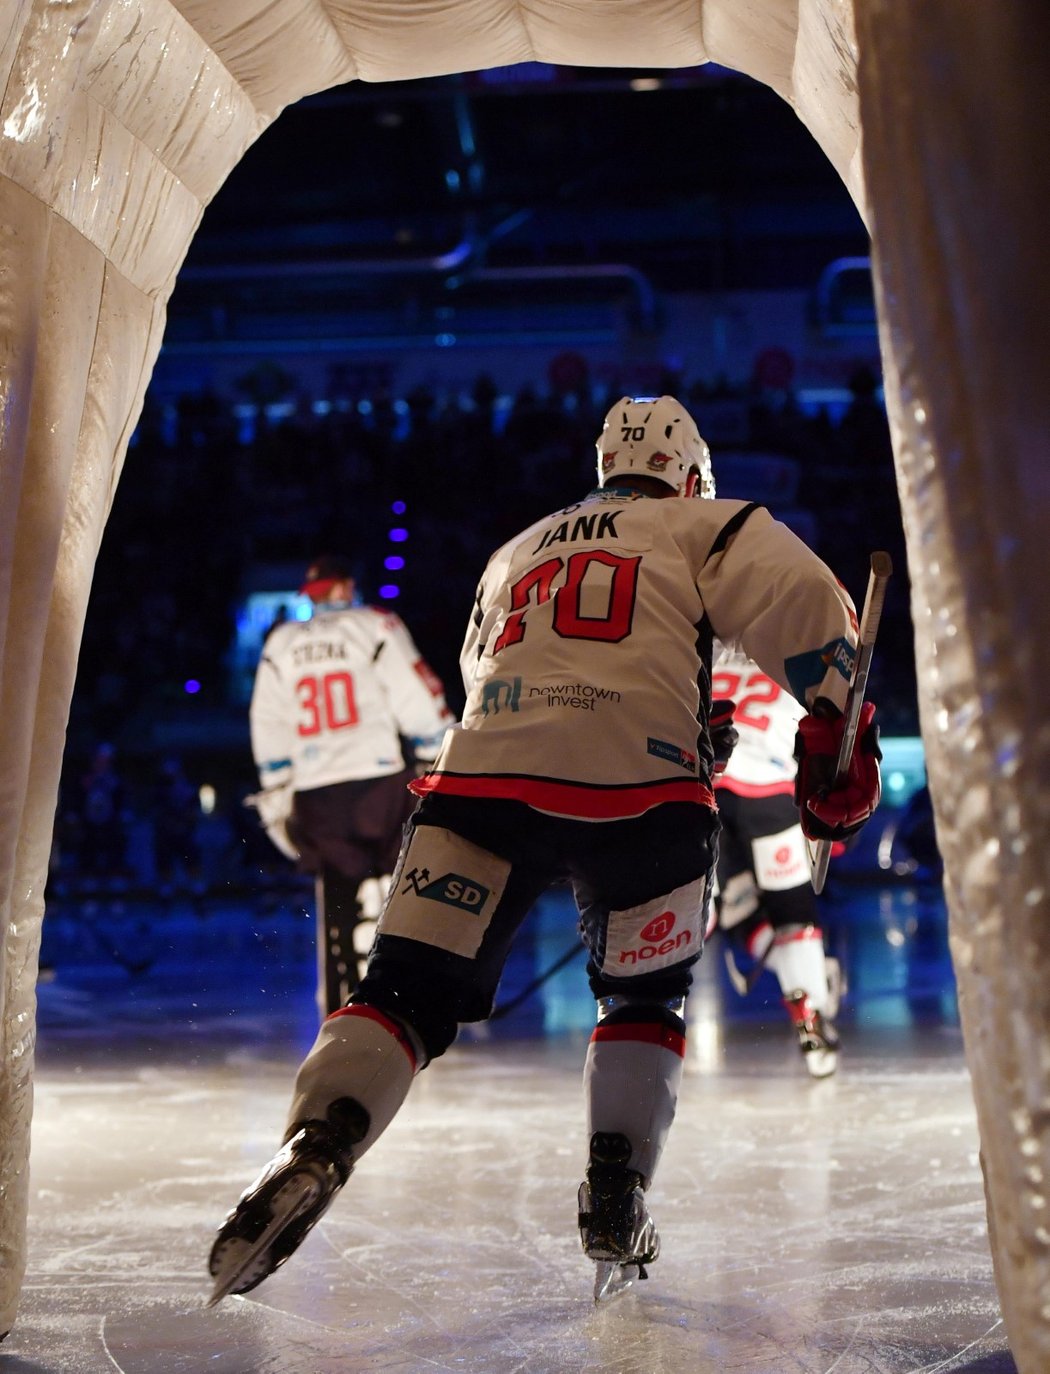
[5,878,1018,1373]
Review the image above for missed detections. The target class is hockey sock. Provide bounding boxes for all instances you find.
[583,1001,687,1187]
[285,1003,422,1162]
[765,924,831,1014]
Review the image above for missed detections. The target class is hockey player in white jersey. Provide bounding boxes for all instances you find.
[209,397,882,1306]
[711,643,848,1077]
[249,555,453,1013]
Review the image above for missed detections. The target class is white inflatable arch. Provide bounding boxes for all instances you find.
[1,1,1047,1364]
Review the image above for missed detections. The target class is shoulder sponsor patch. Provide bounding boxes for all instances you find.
[785,637,855,698]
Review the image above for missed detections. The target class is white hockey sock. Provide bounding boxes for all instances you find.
[286,1004,421,1162]
[583,1013,686,1187]
[765,925,830,1014]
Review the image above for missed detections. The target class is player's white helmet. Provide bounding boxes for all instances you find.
[596,395,715,498]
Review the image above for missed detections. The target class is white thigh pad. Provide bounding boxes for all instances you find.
[378,826,510,959]
[752,825,810,891]
[601,876,707,979]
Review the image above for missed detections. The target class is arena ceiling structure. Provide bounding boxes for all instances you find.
[0,2,1047,1366]
[167,61,870,341]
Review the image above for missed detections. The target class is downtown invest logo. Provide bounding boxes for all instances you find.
[481,677,522,715]
[528,682,622,711]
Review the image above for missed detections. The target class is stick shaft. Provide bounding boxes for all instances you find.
[809,550,893,894]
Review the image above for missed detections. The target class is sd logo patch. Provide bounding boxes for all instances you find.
[379,826,511,959]
[402,867,491,914]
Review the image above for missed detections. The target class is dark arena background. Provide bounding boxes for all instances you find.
[11,52,1017,1374]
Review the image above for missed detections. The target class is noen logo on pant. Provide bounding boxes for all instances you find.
[640,912,676,943]
[619,912,692,966]
[402,866,491,913]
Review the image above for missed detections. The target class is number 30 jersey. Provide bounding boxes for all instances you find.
[250,605,454,794]
[413,488,858,821]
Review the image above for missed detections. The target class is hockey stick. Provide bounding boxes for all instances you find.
[807,550,893,895]
[489,939,585,1021]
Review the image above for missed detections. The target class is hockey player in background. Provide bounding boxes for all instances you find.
[248,555,453,1014]
[210,397,881,1306]
[710,643,847,1077]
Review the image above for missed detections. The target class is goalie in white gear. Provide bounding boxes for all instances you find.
[248,555,453,1015]
[209,397,879,1307]
[711,643,843,1077]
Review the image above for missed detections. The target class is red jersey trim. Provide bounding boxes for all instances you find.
[715,777,796,799]
[772,926,822,947]
[409,771,715,819]
[590,1021,687,1059]
[327,1004,418,1072]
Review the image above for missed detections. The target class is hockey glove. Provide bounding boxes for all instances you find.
[246,784,299,861]
[794,701,882,841]
[710,699,739,776]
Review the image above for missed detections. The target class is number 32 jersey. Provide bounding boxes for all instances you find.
[413,488,858,821]
[250,605,454,794]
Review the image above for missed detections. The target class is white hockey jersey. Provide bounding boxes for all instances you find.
[413,490,857,821]
[250,604,453,794]
[712,643,804,798]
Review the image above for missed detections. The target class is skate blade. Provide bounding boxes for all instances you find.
[207,1173,322,1307]
[805,1047,839,1079]
[825,957,846,1019]
[723,948,749,998]
[593,1260,639,1304]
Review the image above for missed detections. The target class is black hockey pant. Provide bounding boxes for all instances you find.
[352,793,719,1063]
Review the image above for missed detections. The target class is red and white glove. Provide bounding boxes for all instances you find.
[794,701,882,841]
[709,699,738,776]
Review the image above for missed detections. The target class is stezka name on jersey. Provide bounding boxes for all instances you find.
[292,640,349,666]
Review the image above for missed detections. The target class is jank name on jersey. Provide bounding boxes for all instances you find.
[531,510,621,555]
[292,640,349,666]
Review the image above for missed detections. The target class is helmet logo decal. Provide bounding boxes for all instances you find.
[601,453,617,471]
[646,453,673,472]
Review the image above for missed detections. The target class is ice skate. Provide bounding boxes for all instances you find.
[784,989,840,1079]
[578,1131,659,1303]
[207,1112,359,1304]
